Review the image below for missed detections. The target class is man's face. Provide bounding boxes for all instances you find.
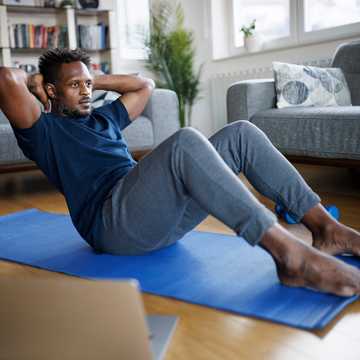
[55,61,93,119]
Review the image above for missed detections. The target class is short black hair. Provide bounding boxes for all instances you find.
[38,47,91,85]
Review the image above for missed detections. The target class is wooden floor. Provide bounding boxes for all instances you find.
[1,164,360,360]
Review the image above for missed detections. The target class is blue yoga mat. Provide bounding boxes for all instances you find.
[1,209,359,329]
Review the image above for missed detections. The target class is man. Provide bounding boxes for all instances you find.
[0,48,359,297]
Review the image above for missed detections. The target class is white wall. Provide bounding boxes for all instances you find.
[119,0,360,138]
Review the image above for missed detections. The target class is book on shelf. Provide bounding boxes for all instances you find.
[90,62,110,74]
[75,18,109,50]
[29,24,35,49]
[7,22,67,49]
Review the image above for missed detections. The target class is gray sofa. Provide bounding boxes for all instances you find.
[0,88,180,171]
[227,41,360,168]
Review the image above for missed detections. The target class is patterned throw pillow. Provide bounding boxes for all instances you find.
[272,61,352,109]
[91,90,120,109]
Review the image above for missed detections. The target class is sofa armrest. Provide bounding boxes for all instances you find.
[141,89,180,147]
[227,79,276,123]
[0,109,9,125]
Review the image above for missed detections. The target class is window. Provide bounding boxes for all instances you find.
[230,0,296,56]
[232,0,291,48]
[304,0,360,32]
[117,0,150,60]
[228,0,360,57]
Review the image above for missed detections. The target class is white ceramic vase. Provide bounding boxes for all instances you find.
[244,34,264,53]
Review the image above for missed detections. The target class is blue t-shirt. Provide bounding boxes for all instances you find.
[11,99,136,254]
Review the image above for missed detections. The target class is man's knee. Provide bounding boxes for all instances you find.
[210,120,258,148]
[177,126,202,137]
[226,121,268,146]
[227,120,259,134]
[174,127,206,147]
[167,127,217,162]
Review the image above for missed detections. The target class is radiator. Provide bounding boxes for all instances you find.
[210,59,332,132]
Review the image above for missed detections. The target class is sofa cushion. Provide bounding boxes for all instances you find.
[273,62,352,109]
[0,109,9,125]
[0,124,33,166]
[91,90,120,109]
[250,107,360,160]
[122,115,154,152]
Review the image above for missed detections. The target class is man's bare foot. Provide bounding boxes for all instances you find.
[301,204,360,257]
[259,223,360,297]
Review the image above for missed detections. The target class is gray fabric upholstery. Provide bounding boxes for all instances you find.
[0,89,180,167]
[122,115,154,151]
[0,122,33,165]
[346,74,360,106]
[227,79,276,122]
[331,41,360,74]
[251,107,360,160]
[227,41,360,163]
[0,110,8,125]
[331,41,360,106]
[141,88,180,147]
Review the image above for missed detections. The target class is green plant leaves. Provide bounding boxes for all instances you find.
[240,19,256,37]
[138,0,204,127]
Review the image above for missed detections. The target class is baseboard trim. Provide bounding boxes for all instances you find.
[0,163,39,173]
[285,155,360,169]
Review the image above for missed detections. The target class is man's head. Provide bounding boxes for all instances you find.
[38,48,93,119]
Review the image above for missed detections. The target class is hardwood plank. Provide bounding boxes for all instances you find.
[0,259,34,277]
[143,294,313,360]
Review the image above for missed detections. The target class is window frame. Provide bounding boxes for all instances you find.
[229,0,360,57]
[297,0,360,43]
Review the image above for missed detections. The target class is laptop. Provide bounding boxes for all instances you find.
[0,278,178,360]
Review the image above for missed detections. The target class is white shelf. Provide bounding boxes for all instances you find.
[0,4,119,73]
[6,5,65,14]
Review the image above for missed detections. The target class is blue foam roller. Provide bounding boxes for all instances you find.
[275,204,285,217]
[325,205,339,220]
[279,205,340,224]
[285,213,298,224]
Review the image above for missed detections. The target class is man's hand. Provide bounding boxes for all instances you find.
[28,74,50,113]
[91,74,155,122]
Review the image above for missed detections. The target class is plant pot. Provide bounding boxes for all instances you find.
[244,34,264,53]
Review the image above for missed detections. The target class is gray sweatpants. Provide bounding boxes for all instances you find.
[99,120,320,255]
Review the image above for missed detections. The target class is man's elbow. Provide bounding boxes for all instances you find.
[0,66,11,82]
[146,78,155,93]
[0,67,13,93]
[140,78,155,100]
[0,66,24,88]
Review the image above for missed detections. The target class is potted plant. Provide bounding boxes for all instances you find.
[59,0,74,8]
[138,0,204,128]
[240,19,264,53]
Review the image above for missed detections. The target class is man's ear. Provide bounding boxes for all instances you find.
[45,83,57,99]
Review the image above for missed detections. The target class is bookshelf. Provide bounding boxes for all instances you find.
[0,5,119,74]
